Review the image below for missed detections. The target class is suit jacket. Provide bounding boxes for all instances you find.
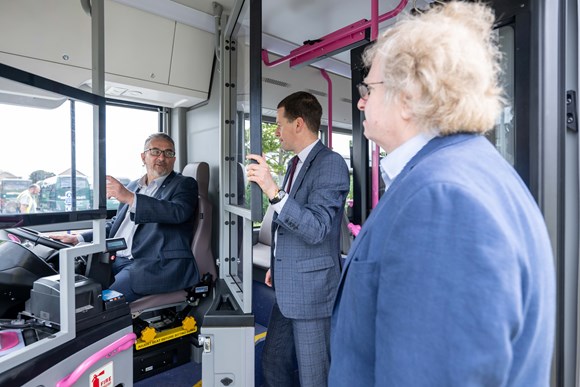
[329,134,555,386]
[271,141,350,319]
[83,171,200,295]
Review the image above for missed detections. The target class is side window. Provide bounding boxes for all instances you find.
[105,105,160,182]
[486,25,515,165]
[105,105,161,212]
[0,100,161,215]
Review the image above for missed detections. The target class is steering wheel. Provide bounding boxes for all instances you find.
[6,227,71,250]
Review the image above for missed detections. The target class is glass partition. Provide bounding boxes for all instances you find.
[221,0,261,312]
[487,25,515,165]
[0,64,106,228]
[0,63,107,374]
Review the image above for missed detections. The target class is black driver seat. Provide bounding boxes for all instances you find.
[129,162,216,315]
[0,241,57,317]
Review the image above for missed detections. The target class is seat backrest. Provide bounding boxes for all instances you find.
[258,205,275,246]
[252,205,274,270]
[182,162,217,281]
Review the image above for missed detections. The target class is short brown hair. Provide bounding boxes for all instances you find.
[277,91,322,134]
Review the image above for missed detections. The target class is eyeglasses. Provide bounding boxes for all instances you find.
[357,81,384,100]
[145,148,176,158]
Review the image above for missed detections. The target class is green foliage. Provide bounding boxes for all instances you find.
[261,122,293,182]
[245,122,294,217]
[30,170,55,184]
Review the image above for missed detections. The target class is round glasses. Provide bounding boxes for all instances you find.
[357,81,384,100]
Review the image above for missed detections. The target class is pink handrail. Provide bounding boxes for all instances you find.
[56,332,137,387]
[261,0,409,68]
[320,69,333,149]
[261,0,410,208]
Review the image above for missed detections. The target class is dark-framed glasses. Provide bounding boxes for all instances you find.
[145,148,176,158]
[357,81,384,100]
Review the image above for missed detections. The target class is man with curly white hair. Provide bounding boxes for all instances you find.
[329,2,555,386]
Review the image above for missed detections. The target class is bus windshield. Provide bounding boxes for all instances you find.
[0,179,31,213]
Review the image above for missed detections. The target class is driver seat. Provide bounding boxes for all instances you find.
[129,162,216,314]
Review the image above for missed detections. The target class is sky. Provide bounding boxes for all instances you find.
[0,103,157,182]
[0,101,354,190]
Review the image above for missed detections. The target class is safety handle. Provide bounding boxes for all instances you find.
[56,332,136,387]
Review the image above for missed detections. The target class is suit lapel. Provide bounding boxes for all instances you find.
[339,134,476,277]
[288,141,324,196]
[154,171,176,199]
[110,171,177,235]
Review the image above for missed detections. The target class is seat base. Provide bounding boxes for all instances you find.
[130,290,187,316]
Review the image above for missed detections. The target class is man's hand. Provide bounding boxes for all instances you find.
[246,154,278,199]
[50,234,79,245]
[106,175,134,206]
[265,268,273,287]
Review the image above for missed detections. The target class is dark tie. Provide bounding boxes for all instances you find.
[286,156,299,192]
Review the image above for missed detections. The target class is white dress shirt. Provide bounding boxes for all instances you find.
[380,133,435,191]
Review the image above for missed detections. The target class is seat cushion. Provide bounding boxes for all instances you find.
[253,243,271,269]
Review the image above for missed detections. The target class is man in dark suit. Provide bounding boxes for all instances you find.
[247,91,349,387]
[52,133,199,302]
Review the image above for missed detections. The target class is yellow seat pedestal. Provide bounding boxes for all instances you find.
[135,316,198,350]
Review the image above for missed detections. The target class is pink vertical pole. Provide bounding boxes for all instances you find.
[320,69,333,149]
[371,0,379,40]
[371,0,380,208]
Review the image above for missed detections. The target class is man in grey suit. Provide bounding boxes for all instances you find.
[247,91,349,387]
[52,133,199,303]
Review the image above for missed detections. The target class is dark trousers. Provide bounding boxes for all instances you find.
[262,302,331,387]
[109,256,145,303]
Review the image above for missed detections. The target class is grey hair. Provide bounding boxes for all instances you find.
[144,133,175,150]
[363,1,505,135]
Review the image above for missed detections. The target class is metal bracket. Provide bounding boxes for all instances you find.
[566,90,578,132]
[200,336,212,353]
[80,0,91,16]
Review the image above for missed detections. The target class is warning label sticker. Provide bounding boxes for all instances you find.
[90,361,114,387]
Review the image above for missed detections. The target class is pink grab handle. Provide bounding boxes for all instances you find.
[56,332,136,387]
[347,223,361,237]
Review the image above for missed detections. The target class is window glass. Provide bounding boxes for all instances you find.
[0,97,95,213]
[105,105,160,210]
[0,95,160,214]
[487,25,515,165]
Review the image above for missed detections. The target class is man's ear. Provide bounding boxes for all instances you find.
[294,116,305,132]
[399,92,414,121]
[141,153,146,165]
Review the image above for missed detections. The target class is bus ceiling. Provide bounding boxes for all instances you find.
[0,0,428,110]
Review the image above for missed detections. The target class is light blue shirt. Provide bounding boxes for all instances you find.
[380,133,435,191]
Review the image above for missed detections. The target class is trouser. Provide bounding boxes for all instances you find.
[262,302,331,387]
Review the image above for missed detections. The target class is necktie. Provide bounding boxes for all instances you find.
[286,156,299,192]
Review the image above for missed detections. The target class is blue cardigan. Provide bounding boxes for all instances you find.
[329,134,555,386]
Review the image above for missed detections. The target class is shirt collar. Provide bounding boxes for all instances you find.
[296,139,319,163]
[138,173,170,189]
[380,133,435,189]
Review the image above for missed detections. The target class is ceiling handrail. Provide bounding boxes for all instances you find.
[262,0,409,68]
